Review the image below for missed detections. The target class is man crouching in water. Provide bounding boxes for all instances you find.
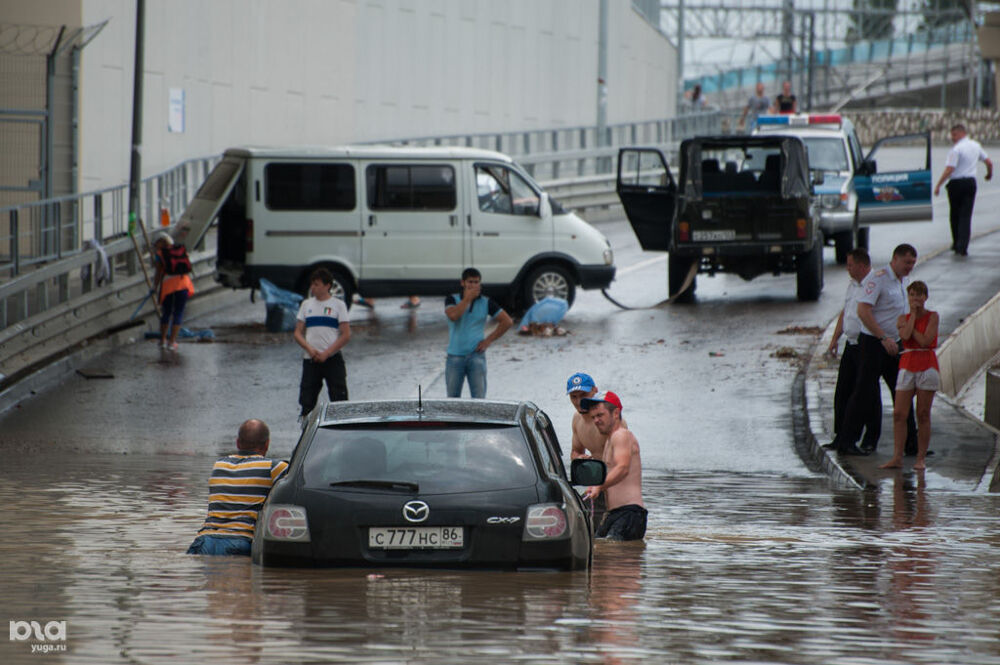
[581,391,646,541]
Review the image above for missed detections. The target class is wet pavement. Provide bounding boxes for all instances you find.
[2,145,1000,663]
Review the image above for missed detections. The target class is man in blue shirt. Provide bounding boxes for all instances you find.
[444,268,513,398]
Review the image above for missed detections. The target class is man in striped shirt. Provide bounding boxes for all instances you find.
[187,419,289,556]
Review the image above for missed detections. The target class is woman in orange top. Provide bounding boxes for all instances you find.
[153,232,195,351]
[881,280,939,470]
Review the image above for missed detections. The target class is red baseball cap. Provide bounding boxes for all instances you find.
[580,390,622,412]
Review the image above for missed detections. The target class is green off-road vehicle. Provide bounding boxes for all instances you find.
[616,134,823,302]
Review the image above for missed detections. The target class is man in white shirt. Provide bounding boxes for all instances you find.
[825,248,873,446]
[293,268,352,420]
[832,244,918,455]
[934,124,993,256]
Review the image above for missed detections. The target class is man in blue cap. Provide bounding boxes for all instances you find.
[566,371,603,460]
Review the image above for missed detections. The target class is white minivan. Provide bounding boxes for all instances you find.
[175,145,615,310]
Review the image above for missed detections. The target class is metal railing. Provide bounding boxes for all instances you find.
[0,156,220,279]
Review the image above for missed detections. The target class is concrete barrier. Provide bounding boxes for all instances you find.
[937,288,1000,398]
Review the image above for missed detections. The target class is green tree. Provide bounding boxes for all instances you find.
[846,0,898,43]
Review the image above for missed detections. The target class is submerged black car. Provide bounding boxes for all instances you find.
[252,400,606,570]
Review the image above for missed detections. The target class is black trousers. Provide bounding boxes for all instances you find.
[833,342,862,436]
[836,333,915,452]
[299,353,348,416]
[946,178,977,254]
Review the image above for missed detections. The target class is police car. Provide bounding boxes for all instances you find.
[754,114,932,263]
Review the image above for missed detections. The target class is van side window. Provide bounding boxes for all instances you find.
[366,165,456,211]
[475,164,540,215]
[264,163,355,211]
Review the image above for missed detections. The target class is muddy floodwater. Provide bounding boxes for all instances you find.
[3,451,1000,665]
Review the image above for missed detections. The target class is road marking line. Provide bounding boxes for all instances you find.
[617,254,665,276]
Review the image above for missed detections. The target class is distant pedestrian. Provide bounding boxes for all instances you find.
[685,84,708,111]
[771,80,798,114]
[444,268,512,398]
[832,244,918,456]
[581,391,646,541]
[934,124,993,256]
[187,419,288,556]
[294,268,351,421]
[739,82,771,131]
[880,281,939,470]
[825,248,873,444]
[152,232,195,351]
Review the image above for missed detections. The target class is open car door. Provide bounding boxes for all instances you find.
[173,154,246,249]
[855,132,932,225]
[616,148,676,252]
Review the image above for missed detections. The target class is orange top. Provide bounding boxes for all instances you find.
[159,274,195,303]
[899,311,938,373]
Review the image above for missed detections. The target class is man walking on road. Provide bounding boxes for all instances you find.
[444,268,512,398]
[826,248,874,444]
[934,124,993,256]
[582,391,646,541]
[833,244,918,456]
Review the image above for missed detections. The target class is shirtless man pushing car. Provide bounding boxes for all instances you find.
[581,391,646,541]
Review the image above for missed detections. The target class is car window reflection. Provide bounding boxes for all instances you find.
[303,426,538,493]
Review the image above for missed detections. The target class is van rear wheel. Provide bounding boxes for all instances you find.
[523,265,575,308]
[796,234,824,301]
[668,253,697,304]
[298,265,355,309]
[833,230,854,264]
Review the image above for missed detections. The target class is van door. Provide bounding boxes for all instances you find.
[175,154,245,250]
[855,132,932,224]
[616,148,676,251]
[468,162,549,283]
[360,162,465,289]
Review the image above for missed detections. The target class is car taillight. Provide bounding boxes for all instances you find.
[246,219,253,253]
[264,504,310,542]
[678,221,690,242]
[523,504,568,541]
[797,218,807,239]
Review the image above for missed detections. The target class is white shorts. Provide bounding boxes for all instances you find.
[897,367,940,392]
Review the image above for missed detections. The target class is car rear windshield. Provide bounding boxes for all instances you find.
[301,425,538,494]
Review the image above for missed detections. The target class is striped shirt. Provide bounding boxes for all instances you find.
[196,454,289,539]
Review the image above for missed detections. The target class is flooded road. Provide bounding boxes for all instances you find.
[4,144,1000,663]
[4,453,1000,664]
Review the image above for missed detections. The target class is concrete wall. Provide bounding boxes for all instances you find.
[938,289,1000,398]
[76,0,676,192]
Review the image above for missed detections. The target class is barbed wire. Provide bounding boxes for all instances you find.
[0,21,109,57]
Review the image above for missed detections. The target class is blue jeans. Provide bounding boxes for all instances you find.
[445,352,487,398]
[186,535,252,556]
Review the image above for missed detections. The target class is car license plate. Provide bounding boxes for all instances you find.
[368,527,464,550]
[692,229,736,241]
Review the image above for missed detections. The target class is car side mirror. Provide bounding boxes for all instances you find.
[570,458,607,486]
[812,172,825,186]
[859,159,876,176]
[537,192,552,219]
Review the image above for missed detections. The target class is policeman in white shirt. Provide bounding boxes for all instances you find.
[825,248,873,445]
[934,124,993,256]
[833,244,918,456]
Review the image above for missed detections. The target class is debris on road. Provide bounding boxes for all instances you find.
[776,325,824,335]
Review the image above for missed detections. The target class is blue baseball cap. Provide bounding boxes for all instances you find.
[566,372,596,394]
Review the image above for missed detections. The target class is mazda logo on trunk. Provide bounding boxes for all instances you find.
[402,500,429,523]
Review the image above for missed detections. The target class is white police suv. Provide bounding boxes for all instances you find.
[755,114,932,263]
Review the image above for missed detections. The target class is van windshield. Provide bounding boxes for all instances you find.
[801,137,849,172]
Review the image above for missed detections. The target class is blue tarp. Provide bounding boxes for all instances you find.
[259,278,304,332]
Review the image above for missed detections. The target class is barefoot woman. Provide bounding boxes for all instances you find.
[880,281,939,470]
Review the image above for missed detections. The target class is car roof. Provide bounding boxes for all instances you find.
[224,144,514,163]
[318,399,532,427]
